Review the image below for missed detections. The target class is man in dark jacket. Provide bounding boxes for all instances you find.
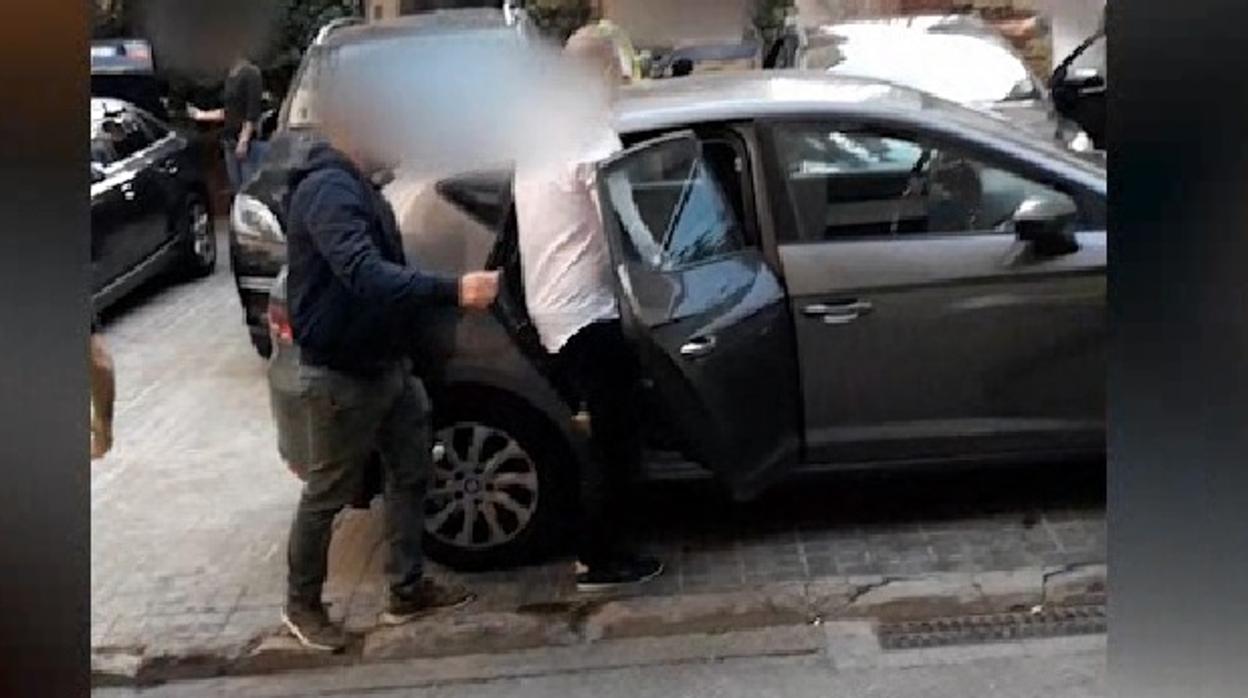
[278,96,499,651]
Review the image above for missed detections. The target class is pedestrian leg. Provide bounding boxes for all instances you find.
[375,371,432,600]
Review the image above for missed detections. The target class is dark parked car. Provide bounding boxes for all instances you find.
[262,69,1106,570]
[764,14,1097,153]
[91,97,216,311]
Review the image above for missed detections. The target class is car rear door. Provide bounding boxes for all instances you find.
[91,161,130,294]
[91,125,154,292]
[116,108,181,260]
[763,120,1106,465]
[594,133,802,499]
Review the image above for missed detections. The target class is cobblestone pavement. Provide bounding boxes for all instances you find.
[91,229,1105,667]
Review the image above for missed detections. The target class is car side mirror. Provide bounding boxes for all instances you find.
[1013,196,1080,256]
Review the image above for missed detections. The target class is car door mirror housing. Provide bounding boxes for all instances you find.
[1013,196,1079,256]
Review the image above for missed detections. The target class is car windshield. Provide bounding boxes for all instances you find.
[283,27,521,129]
[803,24,1039,104]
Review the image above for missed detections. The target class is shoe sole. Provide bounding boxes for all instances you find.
[576,563,664,593]
[281,611,345,653]
[377,594,476,626]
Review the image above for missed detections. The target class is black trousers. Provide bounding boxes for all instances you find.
[276,360,432,607]
[555,320,644,566]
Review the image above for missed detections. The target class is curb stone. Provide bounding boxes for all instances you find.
[1043,563,1107,605]
[91,566,1106,687]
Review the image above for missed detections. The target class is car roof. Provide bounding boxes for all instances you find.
[616,71,940,132]
[320,9,516,48]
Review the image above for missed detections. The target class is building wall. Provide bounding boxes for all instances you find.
[369,0,402,21]
[600,0,753,46]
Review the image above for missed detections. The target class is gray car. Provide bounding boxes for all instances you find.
[267,70,1106,571]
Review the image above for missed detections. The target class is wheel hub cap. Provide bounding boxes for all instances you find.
[425,422,539,550]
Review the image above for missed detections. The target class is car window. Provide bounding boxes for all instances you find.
[90,134,118,167]
[770,124,1085,242]
[136,110,171,141]
[603,137,743,270]
[99,111,154,162]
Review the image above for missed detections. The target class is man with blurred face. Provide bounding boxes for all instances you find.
[276,70,500,651]
[513,25,663,591]
[188,51,266,193]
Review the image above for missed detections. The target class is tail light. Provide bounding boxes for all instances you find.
[267,300,293,345]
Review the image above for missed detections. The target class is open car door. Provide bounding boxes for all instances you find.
[596,133,801,500]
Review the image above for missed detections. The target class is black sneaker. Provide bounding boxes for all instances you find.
[378,579,475,626]
[281,602,347,653]
[576,556,664,592]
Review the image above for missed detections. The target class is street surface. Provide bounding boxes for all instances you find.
[91,226,1105,681]
[95,624,1105,697]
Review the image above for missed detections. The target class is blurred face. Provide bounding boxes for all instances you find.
[318,80,399,174]
[565,31,624,99]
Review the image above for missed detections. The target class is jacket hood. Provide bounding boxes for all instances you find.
[288,142,361,190]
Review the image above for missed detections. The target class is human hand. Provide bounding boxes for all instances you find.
[234,138,250,160]
[458,271,500,310]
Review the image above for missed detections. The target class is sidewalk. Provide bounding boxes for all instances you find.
[91,238,1106,686]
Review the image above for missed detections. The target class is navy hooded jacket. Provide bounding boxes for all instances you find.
[285,143,459,374]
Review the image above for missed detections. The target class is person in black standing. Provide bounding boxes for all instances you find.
[273,83,500,651]
[188,54,266,193]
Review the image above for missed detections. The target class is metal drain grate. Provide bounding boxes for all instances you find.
[877,605,1106,651]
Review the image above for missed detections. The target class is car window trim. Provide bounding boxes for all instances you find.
[759,115,1105,245]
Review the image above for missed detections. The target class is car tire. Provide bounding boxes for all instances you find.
[178,192,217,279]
[423,388,576,571]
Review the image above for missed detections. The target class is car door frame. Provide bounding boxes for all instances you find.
[592,129,804,499]
[756,112,1107,468]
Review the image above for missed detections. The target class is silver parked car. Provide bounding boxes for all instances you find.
[764,14,1097,153]
[266,70,1106,571]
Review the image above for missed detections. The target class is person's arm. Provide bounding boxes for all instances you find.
[235,67,263,156]
[90,334,115,460]
[300,173,481,310]
[187,105,225,122]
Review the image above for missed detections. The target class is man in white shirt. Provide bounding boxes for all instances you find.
[513,25,662,591]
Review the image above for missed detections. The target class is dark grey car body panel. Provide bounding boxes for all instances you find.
[780,232,1105,464]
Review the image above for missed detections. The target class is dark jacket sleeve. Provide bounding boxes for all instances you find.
[297,171,461,309]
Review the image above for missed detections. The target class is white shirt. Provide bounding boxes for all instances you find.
[514,129,623,354]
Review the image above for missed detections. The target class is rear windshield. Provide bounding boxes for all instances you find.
[281,28,521,130]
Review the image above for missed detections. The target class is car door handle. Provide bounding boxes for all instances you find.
[679,335,717,359]
[803,300,873,324]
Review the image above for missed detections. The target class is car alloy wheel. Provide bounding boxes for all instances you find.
[425,421,540,550]
[190,199,215,266]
